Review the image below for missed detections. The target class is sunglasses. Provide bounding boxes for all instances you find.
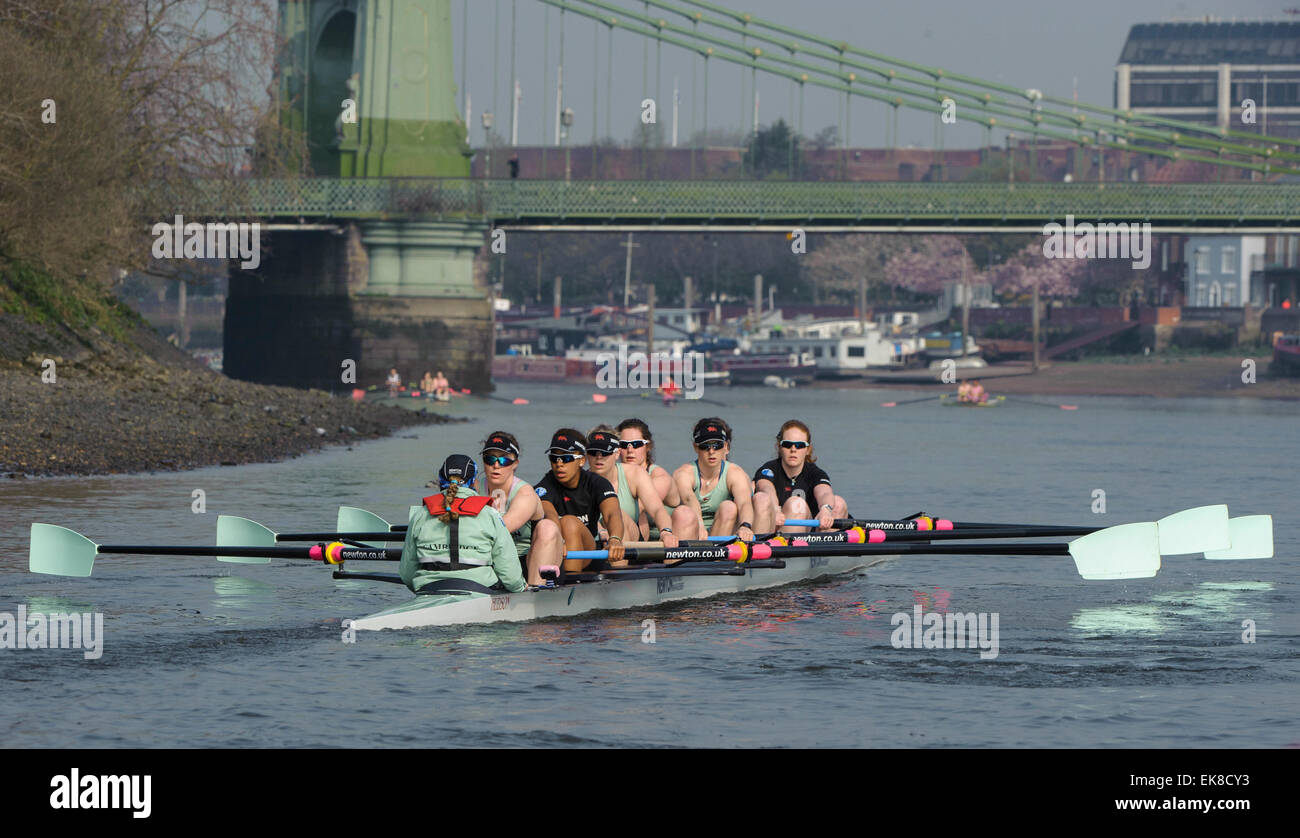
[696,441,725,452]
[482,455,516,467]
[548,453,583,464]
[619,439,649,450]
[588,448,617,457]
[779,440,809,450]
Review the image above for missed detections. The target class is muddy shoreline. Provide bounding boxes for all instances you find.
[0,317,455,479]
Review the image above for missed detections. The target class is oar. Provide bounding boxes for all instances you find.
[458,387,529,406]
[28,523,399,577]
[881,394,945,408]
[830,505,1251,554]
[1000,395,1079,410]
[569,521,1164,580]
[219,515,405,546]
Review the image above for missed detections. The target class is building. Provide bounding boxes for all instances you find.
[1115,21,1300,140]
[1183,235,1266,306]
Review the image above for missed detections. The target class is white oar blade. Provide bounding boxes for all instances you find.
[30,523,98,577]
[1204,515,1273,560]
[337,506,392,534]
[215,516,274,564]
[1068,522,1161,580]
[1157,504,1230,555]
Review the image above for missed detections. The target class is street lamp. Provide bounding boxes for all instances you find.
[481,111,494,178]
[561,107,575,183]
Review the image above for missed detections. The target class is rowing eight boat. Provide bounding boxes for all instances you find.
[350,553,891,631]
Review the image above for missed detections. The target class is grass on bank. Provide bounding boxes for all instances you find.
[0,260,145,343]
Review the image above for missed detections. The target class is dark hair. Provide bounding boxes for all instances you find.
[616,417,654,465]
[775,419,816,463]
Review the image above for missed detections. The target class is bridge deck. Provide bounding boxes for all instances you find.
[191,178,1300,230]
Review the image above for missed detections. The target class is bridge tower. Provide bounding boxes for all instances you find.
[225,0,493,393]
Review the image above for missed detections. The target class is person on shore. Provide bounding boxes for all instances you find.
[616,417,682,539]
[534,429,626,575]
[432,370,450,400]
[585,426,679,548]
[386,368,402,398]
[752,420,848,532]
[508,153,520,179]
[398,454,526,595]
[671,418,758,541]
[480,431,563,587]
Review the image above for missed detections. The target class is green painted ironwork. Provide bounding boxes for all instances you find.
[190,178,1300,226]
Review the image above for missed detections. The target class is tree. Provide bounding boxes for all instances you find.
[885,236,974,297]
[743,119,800,179]
[811,125,839,151]
[984,243,1087,299]
[802,234,911,304]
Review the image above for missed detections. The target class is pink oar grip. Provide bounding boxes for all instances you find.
[751,543,772,559]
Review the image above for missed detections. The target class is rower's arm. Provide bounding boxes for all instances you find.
[486,509,527,592]
[730,470,756,533]
[500,483,538,533]
[812,482,836,510]
[673,467,703,519]
[651,466,679,507]
[599,496,626,563]
[539,498,560,527]
[636,469,674,534]
[398,506,422,590]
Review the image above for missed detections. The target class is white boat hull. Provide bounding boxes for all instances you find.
[349,554,892,630]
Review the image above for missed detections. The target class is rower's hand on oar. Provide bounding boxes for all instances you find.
[737,524,754,542]
[816,507,835,530]
[660,531,680,549]
[607,538,626,563]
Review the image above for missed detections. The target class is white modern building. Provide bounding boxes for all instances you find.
[1184,235,1266,306]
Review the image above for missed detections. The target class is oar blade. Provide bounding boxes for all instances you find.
[30,523,98,577]
[1068,522,1161,580]
[1157,504,1230,555]
[1204,515,1273,560]
[215,516,274,564]
[337,506,392,533]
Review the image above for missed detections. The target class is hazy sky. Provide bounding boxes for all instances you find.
[453,0,1290,149]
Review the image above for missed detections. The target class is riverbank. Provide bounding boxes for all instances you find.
[828,355,1300,400]
[0,313,453,478]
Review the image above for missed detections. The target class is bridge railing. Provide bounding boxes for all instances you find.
[185,178,1300,225]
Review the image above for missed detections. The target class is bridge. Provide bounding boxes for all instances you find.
[223,0,1300,393]
[211,178,1300,233]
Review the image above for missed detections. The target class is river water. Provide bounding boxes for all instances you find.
[1,382,1296,747]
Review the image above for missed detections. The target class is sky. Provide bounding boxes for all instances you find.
[453,0,1292,149]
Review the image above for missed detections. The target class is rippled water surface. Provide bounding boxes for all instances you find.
[2,383,1296,747]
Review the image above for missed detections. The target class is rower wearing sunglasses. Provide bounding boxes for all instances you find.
[480,431,563,587]
[671,418,757,542]
[752,419,848,532]
[585,426,680,549]
[615,417,682,538]
[533,429,627,574]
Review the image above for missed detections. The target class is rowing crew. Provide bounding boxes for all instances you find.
[398,417,849,596]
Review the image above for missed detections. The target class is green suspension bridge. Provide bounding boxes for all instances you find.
[209,0,1300,233]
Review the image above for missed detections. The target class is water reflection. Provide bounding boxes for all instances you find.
[1071,581,1274,637]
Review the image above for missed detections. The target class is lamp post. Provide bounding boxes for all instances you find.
[482,111,494,178]
[561,107,575,183]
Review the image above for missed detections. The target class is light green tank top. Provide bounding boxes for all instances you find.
[614,462,639,524]
[505,477,533,557]
[693,460,731,528]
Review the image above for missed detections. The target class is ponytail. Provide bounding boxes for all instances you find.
[440,481,462,523]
